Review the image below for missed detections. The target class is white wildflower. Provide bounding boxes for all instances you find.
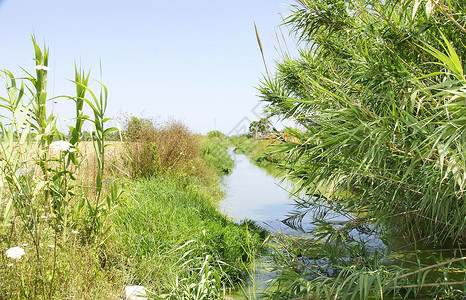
[21,243,29,247]
[40,215,47,219]
[71,230,78,234]
[7,263,14,267]
[202,229,206,236]
[15,168,28,178]
[6,247,25,260]
[47,244,55,249]
[34,65,50,71]
[49,140,72,152]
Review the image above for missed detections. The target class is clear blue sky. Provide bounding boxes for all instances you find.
[0,0,297,135]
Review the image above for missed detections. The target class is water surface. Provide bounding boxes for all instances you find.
[219,151,299,234]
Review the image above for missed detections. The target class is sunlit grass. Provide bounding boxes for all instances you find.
[113,172,267,297]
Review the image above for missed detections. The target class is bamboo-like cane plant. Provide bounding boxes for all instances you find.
[0,37,120,298]
[258,0,466,298]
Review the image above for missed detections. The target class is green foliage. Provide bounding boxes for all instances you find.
[206,130,228,139]
[248,118,270,136]
[114,175,267,298]
[122,117,201,178]
[230,135,262,155]
[258,0,466,298]
[0,38,120,298]
[202,132,234,175]
[230,134,283,167]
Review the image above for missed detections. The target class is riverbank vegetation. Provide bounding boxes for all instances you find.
[202,131,235,175]
[254,0,466,298]
[231,134,281,166]
[0,40,265,299]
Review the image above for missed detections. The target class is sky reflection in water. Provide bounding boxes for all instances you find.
[220,151,301,234]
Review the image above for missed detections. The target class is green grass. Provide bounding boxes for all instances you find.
[229,135,261,155]
[0,39,268,299]
[113,172,267,298]
[201,135,234,175]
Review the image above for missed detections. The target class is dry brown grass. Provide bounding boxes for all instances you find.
[2,121,209,191]
[75,120,212,183]
[122,119,210,179]
[0,225,125,299]
[77,141,128,187]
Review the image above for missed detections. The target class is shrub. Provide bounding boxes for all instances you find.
[122,117,201,178]
[201,133,234,175]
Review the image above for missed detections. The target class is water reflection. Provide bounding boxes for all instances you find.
[219,150,381,246]
[220,150,385,299]
[219,151,303,234]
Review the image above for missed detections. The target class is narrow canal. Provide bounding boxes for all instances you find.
[218,149,377,299]
[219,150,299,234]
[219,150,463,299]
[218,149,310,299]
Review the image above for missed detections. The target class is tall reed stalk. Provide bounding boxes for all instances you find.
[0,37,119,299]
[257,0,466,298]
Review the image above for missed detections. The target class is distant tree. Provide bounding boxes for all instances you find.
[248,118,270,138]
[81,131,92,141]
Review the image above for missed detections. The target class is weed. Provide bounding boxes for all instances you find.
[113,174,266,298]
[0,38,121,299]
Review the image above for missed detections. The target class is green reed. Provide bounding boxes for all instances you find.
[0,37,120,299]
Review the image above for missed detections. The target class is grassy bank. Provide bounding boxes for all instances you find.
[0,41,266,299]
[230,135,284,177]
[114,172,266,298]
[1,128,266,299]
[111,130,267,298]
[201,131,234,175]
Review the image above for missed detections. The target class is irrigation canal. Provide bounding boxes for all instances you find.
[219,150,313,298]
[219,150,301,235]
[219,150,382,298]
[218,149,460,299]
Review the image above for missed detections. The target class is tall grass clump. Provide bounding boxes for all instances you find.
[113,174,267,298]
[122,116,202,178]
[257,0,466,298]
[0,38,122,299]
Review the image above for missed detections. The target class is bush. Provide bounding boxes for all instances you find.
[122,117,201,178]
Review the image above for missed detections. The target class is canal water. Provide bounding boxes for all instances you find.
[219,150,300,298]
[219,150,462,299]
[218,150,378,298]
[219,151,300,234]
[219,150,378,239]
